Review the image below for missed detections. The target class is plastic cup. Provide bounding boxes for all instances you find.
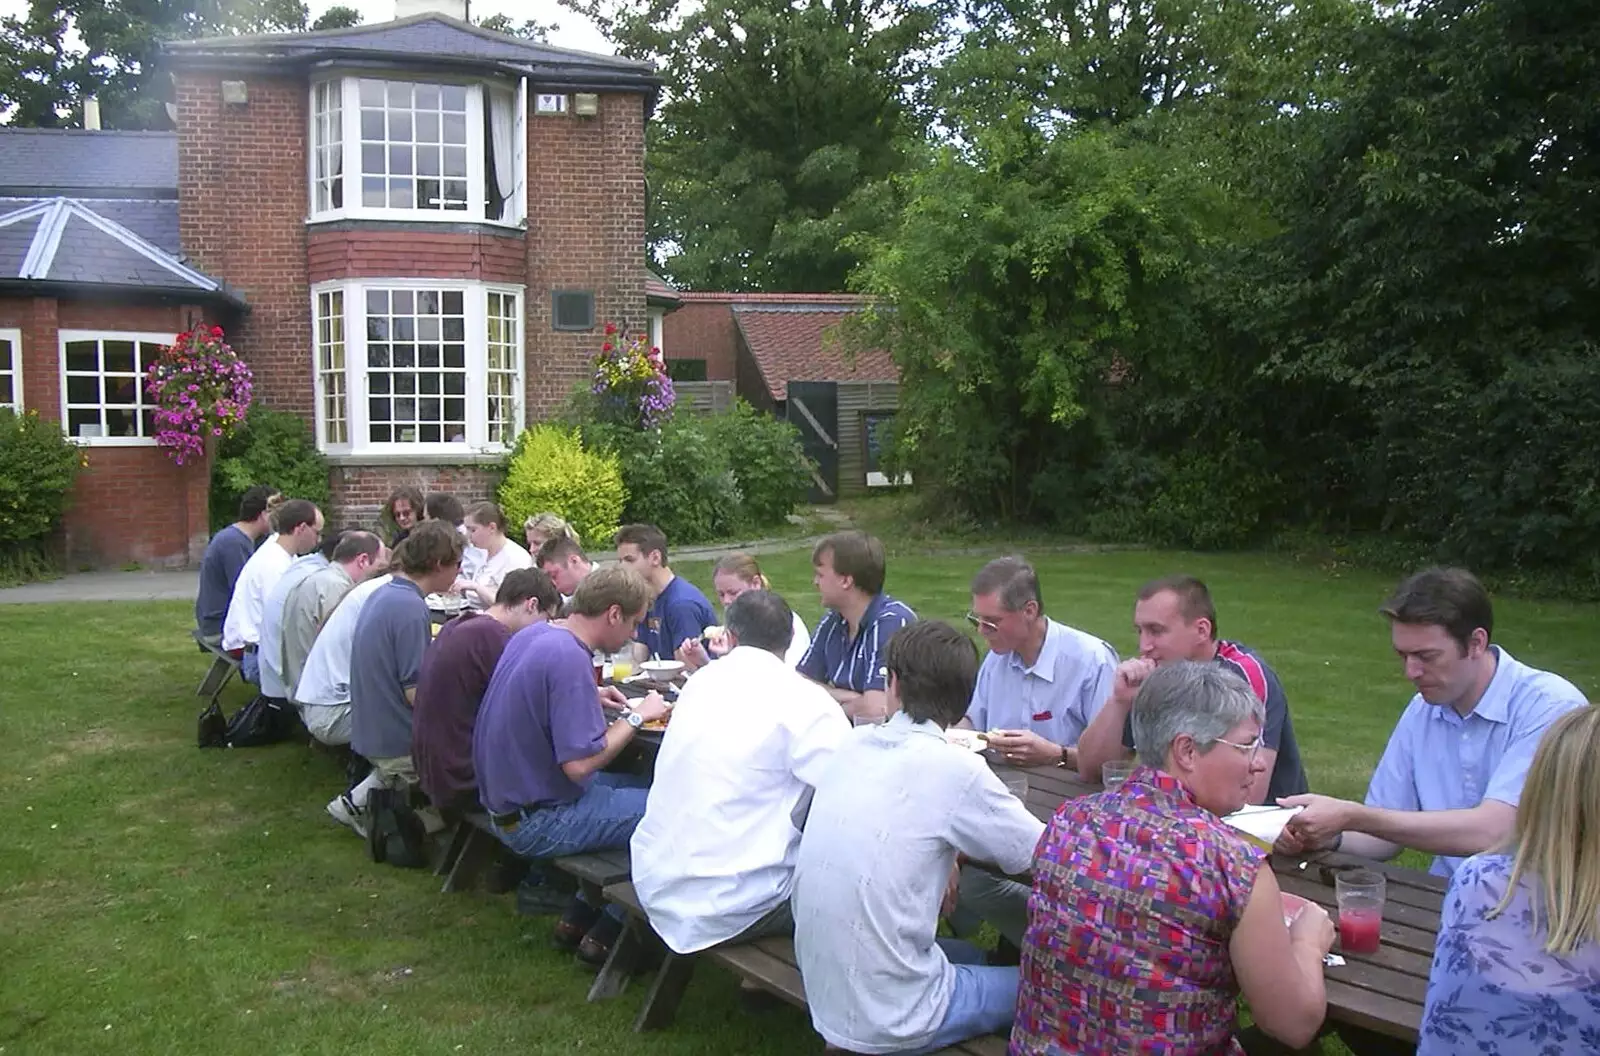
[1336,869,1386,955]
[1001,771,1029,803]
[1101,759,1137,791]
[851,713,882,727]
[611,652,634,682]
[592,656,605,686]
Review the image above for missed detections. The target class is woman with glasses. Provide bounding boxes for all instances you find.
[1013,661,1335,1056]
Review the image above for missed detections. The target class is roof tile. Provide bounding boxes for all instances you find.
[732,305,896,401]
[0,130,177,196]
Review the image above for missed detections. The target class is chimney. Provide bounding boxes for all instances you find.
[84,96,101,131]
[393,0,469,19]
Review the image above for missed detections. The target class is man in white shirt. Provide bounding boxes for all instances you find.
[793,620,1043,1055]
[292,572,393,747]
[222,499,323,683]
[256,529,341,703]
[633,590,849,954]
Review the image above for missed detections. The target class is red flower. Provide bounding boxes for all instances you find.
[604,322,618,336]
[211,326,224,337]
[602,342,613,352]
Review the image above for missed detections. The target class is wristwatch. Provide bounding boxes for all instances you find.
[622,709,645,729]
[1058,745,1073,769]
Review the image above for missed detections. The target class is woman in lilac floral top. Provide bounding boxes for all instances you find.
[1420,705,1600,1056]
[1012,662,1334,1055]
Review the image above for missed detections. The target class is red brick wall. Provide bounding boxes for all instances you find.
[525,95,647,417]
[177,72,312,419]
[328,464,504,529]
[308,229,526,285]
[0,294,211,568]
[662,301,738,381]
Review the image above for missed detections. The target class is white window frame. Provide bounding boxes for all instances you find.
[306,74,527,228]
[311,279,525,457]
[57,329,173,447]
[0,327,21,413]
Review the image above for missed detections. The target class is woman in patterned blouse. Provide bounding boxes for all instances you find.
[1419,704,1600,1056]
[1012,661,1335,1055]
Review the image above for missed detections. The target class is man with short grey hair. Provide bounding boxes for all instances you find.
[632,590,850,955]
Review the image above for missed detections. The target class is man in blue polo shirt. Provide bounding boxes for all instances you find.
[797,531,917,722]
[1277,566,1587,878]
[615,523,715,662]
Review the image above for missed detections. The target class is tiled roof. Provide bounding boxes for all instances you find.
[732,304,897,401]
[645,269,681,306]
[0,130,178,197]
[164,14,657,89]
[679,291,870,304]
[0,198,242,305]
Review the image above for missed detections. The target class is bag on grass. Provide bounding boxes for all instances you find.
[196,701,229,748]
[367,787,428,869]
[221,695,296,748]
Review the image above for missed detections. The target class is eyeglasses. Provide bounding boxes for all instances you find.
[1210,734,1264,762]
[964,611,1001,634]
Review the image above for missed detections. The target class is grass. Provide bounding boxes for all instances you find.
[1,549,1595,1055]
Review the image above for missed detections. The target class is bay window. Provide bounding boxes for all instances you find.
[309,76,526,225]
[312,281,523,455]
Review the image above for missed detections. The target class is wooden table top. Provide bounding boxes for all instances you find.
[1004,761,1435,1042]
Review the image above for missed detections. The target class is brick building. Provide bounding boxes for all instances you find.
[0,1,659,566]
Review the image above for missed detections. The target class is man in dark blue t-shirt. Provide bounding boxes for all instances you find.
[615,523,715,662]
[194,484,277,643]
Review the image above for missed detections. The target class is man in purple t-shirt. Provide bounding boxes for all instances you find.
[474,563,670,965]
[413,568,560,814]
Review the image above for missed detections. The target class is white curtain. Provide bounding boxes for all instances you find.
[489,88,515,220]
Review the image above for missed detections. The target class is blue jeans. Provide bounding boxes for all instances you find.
[903,939,1019,1055]
[495,773,649,921]
[240,649,260,685]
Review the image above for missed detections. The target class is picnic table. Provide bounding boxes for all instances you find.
[1008,763,1439,1046]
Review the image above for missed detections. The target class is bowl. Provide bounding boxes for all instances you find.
[640,659,685,683]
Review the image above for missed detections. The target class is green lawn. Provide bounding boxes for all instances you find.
[1,549,1594,1055]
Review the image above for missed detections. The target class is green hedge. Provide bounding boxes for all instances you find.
[211,406,330,530]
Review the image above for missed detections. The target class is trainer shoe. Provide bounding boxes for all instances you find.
[326,793,368,838]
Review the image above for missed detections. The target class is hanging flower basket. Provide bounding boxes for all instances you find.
[144,325,254,466]
[590,322,676,431]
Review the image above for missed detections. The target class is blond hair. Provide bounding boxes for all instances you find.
[1489,705,1600,954]
[524,512,581,546]
[714,552,767,589]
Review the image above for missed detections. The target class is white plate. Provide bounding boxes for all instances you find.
[944,729,988,753]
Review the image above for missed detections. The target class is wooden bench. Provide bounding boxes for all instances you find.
[434,812,632,901]
[590,881,1006,1054]
[191,629,241,710]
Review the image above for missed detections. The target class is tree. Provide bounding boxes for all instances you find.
[477,13,556,40]
[311,5,362,30]
[566,0,949,291]
[0,0,310,130]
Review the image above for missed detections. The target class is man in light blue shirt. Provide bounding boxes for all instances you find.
[256,531,339,701]
[1278,567,1587,877]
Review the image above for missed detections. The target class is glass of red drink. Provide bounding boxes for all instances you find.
[1335,869,1386,955]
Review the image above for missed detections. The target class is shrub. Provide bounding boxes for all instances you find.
[0,409,83,546]
[583,418,744,545]
[211,405,330,530]
[701,401,811,529]
[498,425,625,545]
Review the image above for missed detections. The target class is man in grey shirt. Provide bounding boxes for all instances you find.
[792,621,1044,1055]
[280,530,384,698]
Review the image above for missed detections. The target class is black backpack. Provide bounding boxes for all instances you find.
[367,787,428,868]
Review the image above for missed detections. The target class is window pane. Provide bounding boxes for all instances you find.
[370,423,392,443]
[393,316,416,342]
[442,371,466,395]
[0,378,11,405]
[419,373,440,395]
[393,290,415,315]
[417,111,440,142]
[416,84,440,110]
[442,85,467,111]
[388,111,412,143]
[67,374,100,404]
[369,373,391,395]
[362,177,386,207]
[444,398,465,421]
[360,109,385,141]
[417,316,440,341]
[65,340,98,372]
[418,344,440,368]
[368,343,390,368]
[443,114,466,145]
[359,79,384,106]
[0,338,12,371]
[137,342,162,371]
[443,181,468,210]
[106,408,139,437]
[442,291,463,315]
[388,180,414,209]
[67,408,100,436]
[105,376,139,406]
[387,82,413,108]
[420,424,441,443]
[443,146,467,177]
[362,143,384,174]
[443,345,465,370]
[388,145,412,175]
[393,345,416,368]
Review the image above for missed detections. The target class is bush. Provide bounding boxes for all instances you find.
[701,401,812,529]
[0,408,82,546]
[498,425,625,545]
[211,406,330,530]
[583,418,744,545]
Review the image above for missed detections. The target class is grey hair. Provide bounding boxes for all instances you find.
[1131,662,1265,768]
[725,589,795,657]
[970,555,1042,614]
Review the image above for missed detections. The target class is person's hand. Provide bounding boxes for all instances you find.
[1288,899,1335,955]
[597,685,629,710]
[1277,794,1352,851]
[677,637,710,670]
[629,690,669,724]
[451,577,473,595]
[1273,825,1313,856]
[984,729,1061,768]
[1112,657,1158,708]
[941,863,962,917]
[706,632,732,658]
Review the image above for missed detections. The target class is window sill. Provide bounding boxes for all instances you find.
[324,450,509,467]
[306,214,526,235]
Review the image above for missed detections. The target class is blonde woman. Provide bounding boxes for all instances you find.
[453,501,532,608]
[1418,704,1600,1055]
[676,552,811,670]
[524,512,580,554]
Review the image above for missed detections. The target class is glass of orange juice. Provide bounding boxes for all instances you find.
[610,651,634,682]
